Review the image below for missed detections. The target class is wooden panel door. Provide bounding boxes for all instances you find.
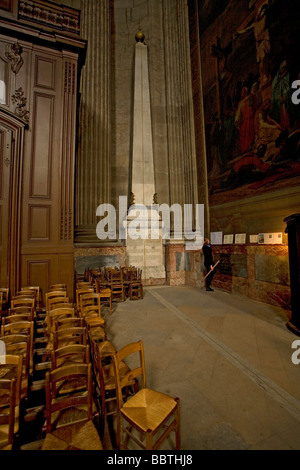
[0,124,12,286]
[0,109,25,294]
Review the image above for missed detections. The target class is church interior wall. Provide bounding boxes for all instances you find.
[189,0,300,310]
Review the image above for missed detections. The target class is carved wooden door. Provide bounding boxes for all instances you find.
[0,110,25,294]
[0,123,12,286]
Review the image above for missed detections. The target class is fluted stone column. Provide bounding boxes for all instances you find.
[75,0,111,243]
[162,0,199,237]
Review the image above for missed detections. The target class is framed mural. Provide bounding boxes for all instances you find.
[200,0,300,206]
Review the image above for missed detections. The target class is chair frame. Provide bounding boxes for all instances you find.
[53,326,87,350]
[0,378,17,450]
[44,363,93,434]
[112,340,180,451]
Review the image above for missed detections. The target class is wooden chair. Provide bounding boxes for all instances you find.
[10,297,35,310]
[0,293,2,319]
[50,284,67,291]
[54,317,84,332]
[21,286,41,309]
[1,321,34,375]
[17,290,36,305]
[42,363,102,450]
[80,293,101,314]
[75,288,94,315]
[112,340,181,450]
[0,288,9,312]
[79,293,107,339]
[45,290,68,313]
[0,354,23,435]
[128,268,143,300]
[8,306,35,317]
[53,326,87,350]
[51,344,90,370]
[46,307,75,336]
[47,296,70,314]
[95,281,112,315]
[89,337,135,438]
[2,313,34,324]
[0,378,17,450]
[0,335,30,400]
[76,281,92,289]
[84,320,107,344]
[106,268,125,302]
[50,345,91,395]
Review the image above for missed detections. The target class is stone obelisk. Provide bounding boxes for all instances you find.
[125,32,165,283]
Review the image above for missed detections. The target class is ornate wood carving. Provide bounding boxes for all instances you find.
[61,59,76,241]
[11,87,29,123]
[19,0,80,35]
[5,42,24,73]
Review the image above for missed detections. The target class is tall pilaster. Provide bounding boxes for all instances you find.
[162,0,199,235]
[75,0,111,243]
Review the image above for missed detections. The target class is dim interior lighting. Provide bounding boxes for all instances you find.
[0,80,6,104]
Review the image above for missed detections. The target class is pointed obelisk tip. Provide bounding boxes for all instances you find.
[135,30,145,43]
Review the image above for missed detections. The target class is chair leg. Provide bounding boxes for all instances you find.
[175,397,181,450]
[116,411,121,450]
[146,429,153,450]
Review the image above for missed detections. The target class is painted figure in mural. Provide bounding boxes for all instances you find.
[254,98,282,159]
[221,144,270,189]
[235,2,271,85]
[271,60,293,130]
[210,113,225,172]
[234,85,257,154]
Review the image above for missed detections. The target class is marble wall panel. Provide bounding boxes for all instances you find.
[255,254,290,286]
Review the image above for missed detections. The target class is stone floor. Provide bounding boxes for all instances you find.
[103,284,300,451]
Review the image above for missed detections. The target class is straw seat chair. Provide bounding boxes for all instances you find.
[16,289,37,305]
[53,326,87,351]
[45,290,68,313]
[0,378,17,450]
[112,340,180,450]
[10,297,35,310]
[0,355,22,435]
[0,288,9,314]
[48,296,71,312]
[1,321,34,375]
[0,335,30,400]
[51,344,90,370]
[46,307,75,336]
[54,317,84,332]
[89,337,136,437]
[128,268,143,300]
[8,306,35,317]
[106,268,125,302]
[42,363,102,450]
[50,284,67,291]
[95,281,112,314]
[20,286,41,309]
[2,312,34,324]
[50,344,91,395]
[80,293,101,314]
[79,295,107,341]
[75,287,94,315]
